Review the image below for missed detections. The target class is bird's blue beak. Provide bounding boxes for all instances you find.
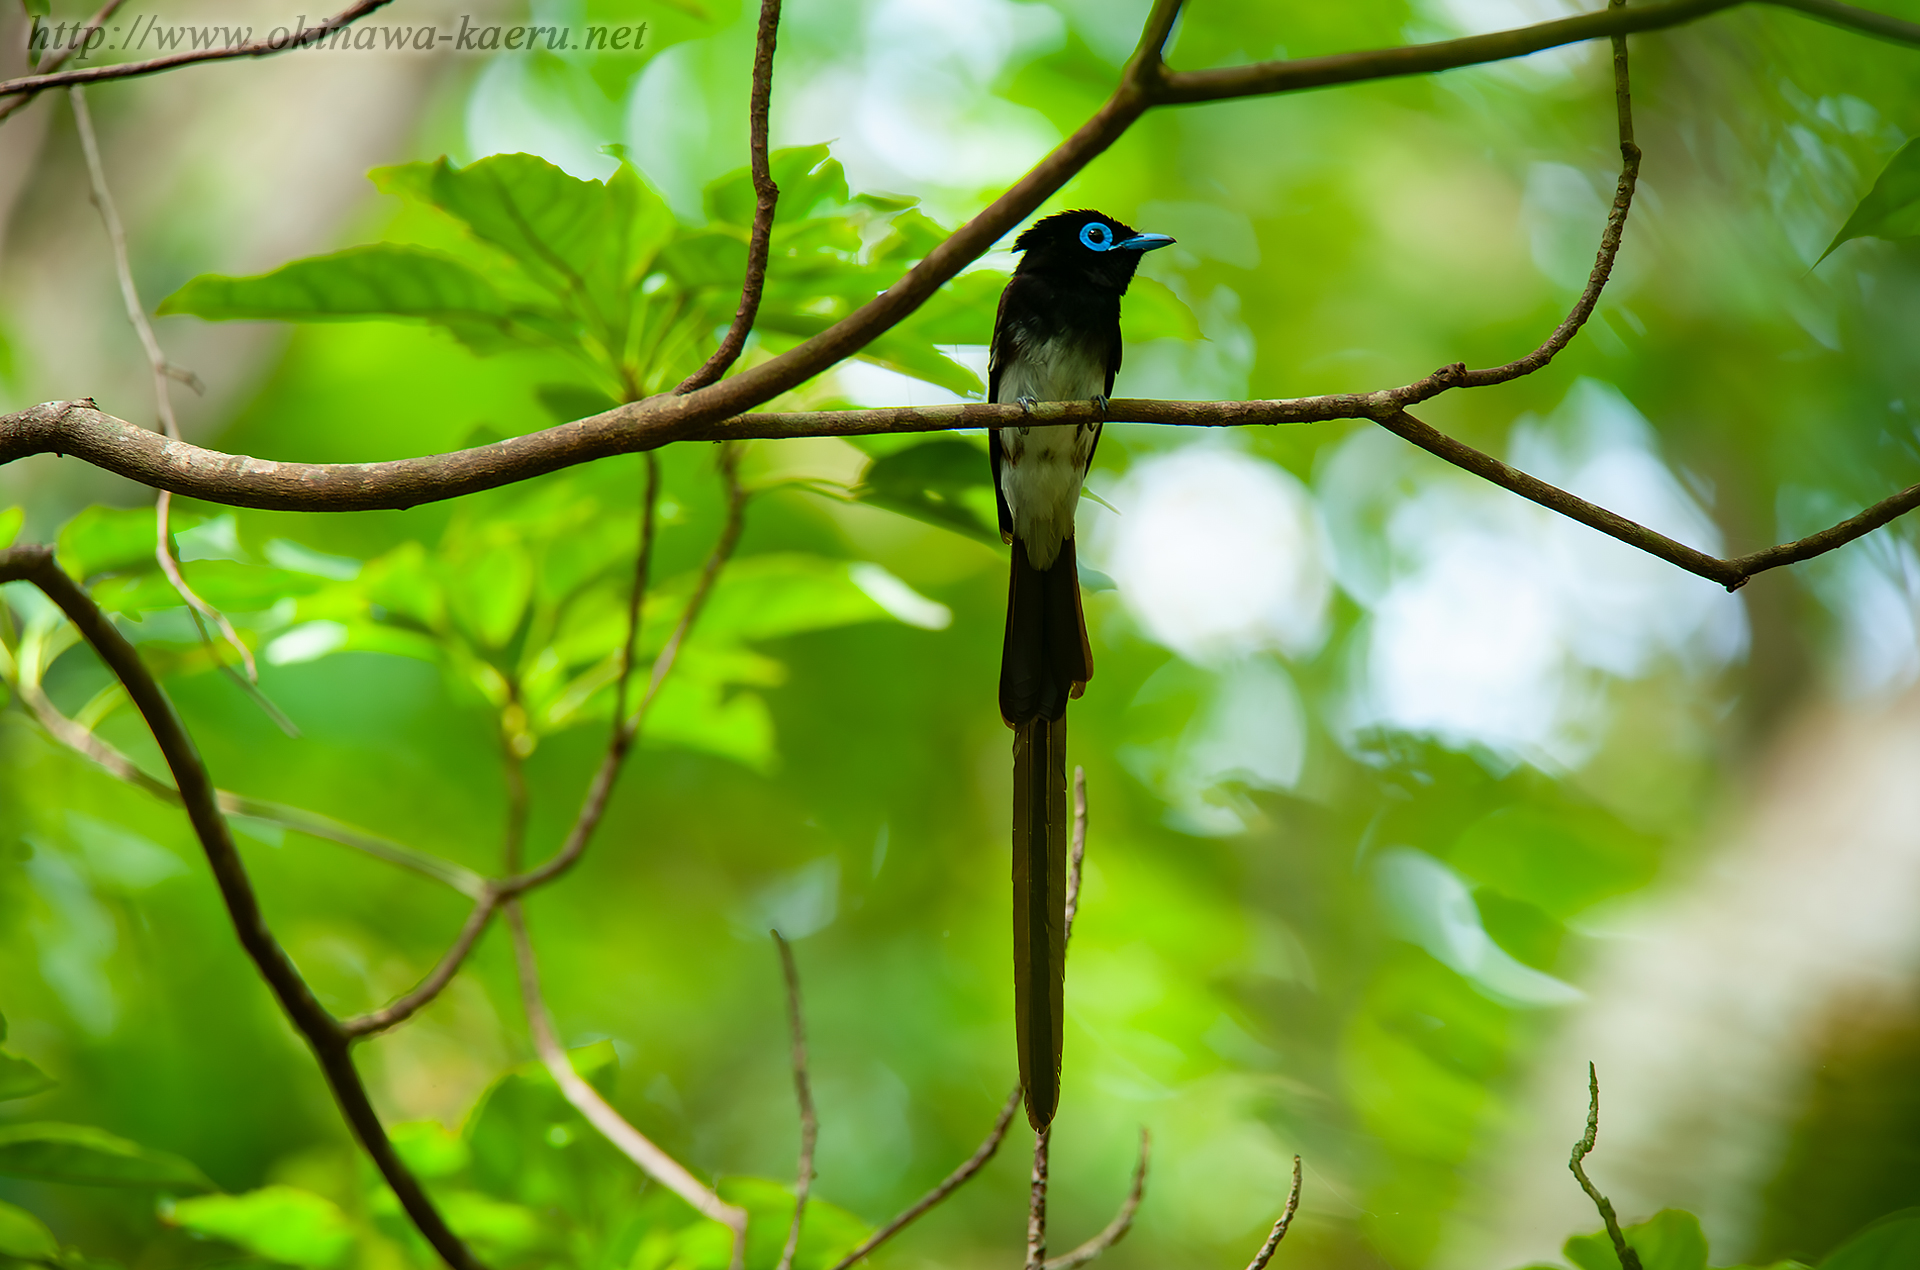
[1117,232,1175,252]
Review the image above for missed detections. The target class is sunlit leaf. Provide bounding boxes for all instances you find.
[1819,139,1920,264]
[718,1176,873,1270]
[1565,1209,1707,1270]
[0,1052,55,1102]
[0,1123,213,1190]
[0,506,22,550]
[439,1190,551,1257]
[389,1121,470,1180]
[55,505,198,581]
[0,1200,57,1260]
[167,1186,353,1267]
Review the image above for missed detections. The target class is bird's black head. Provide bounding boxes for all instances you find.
[1011,209,1175,293]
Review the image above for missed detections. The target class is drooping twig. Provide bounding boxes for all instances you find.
[1243,1156,1303,1270]
[1063,766,1088,950]
[1043,1130,1148,1270]
[0,0,125,123]
[69,86,265,695]
[0,0,395,97]
[0,544,481,1270]
[773,932,818,1270]
[1571,1064,1644,1270]
[1027,1127,1050,1270]
[506,902,747,1270]
[825,1085,1023,1270]
[677,0,781,393]
[342,891,499,1037]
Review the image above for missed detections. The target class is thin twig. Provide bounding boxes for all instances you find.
[0,0,125,123]
[1243,1156,1303,1270]
[1570,1064,1644,1270]
[0,544,481,1270]
[676,0,781,393]
[1063,766,1088,950]
[773,932,818,1270]
[825,1085,1023,1270]
[342,891,498,1037]
[1027,1128,1050,1270]
[502,446,747,896]
[507,902,748,1270]
[69,86,263,692]
[1043,1130,1148,1270]
[0,0,395,97]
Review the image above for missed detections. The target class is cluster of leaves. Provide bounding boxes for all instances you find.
[0,1029,865,1269]
[157,146,1001,409]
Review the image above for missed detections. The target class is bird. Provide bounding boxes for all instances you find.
[988,208,1174,1131]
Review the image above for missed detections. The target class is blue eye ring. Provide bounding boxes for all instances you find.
[1079,222,1114,252]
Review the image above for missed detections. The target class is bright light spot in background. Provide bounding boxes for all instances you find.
[1090,445,1331,834]
[1328,380,1748,763]
[1373,847,1582,1006]
[850,563,952,630]
[469,57,620,182]
[1416,0,1586,79]
[1092,445,1332,665]
[1799,518,1920,698]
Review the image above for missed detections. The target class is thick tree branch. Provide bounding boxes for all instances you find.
[507,901,748,1270]
[0,0,394,97]
[0,544,481,1270]
[1042,1130,1148,1270]
[825,1085,1024,1270]
[676,0,781,393]
[773,932,818,1270]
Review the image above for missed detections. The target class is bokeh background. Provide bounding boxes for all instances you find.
[5,0,1920,1267]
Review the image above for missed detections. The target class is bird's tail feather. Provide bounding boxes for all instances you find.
[1013,712,1067,1131]
[1003,536,1090,1131]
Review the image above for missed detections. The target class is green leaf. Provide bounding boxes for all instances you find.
[56,504,202,581]
[898,271,1003,344]
[0,506,22,549]
[695,555,900,642]
[438,1190,550,1257]
[1125,276,1204,342]
[0,1200,57,1260]
[535,382,619,423]
[157,244,521,338]
[0,1052,55,1102]
[716,1176,873,1270]
[705,145,847,226]
[1566,1210,1707,1270]
[1451,806,1657,919]
[389,1121,470,1180]
[851,439,999,545]
[168,1186,353,1267]
[1819,1209,1920,1269]
[0,1122,214,1190]
[1819,139,1920,264]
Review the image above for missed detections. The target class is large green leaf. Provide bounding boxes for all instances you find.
[55,504,200,581]
[1125,276,1204,342]
[157,244,520,336]
[1565,1209,1707,1270]
[0,1201,57,1260]
[0,1123,214,1190]
[1819,139,1920,264]
[850,439,999,544]
[1819,1209,1920,1270]
[0,1052,55,1103]
[167,1186,353,1267]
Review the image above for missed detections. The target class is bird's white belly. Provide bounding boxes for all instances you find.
[995,333,1107,570]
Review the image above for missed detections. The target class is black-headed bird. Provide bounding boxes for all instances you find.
[988,209,1174,1131]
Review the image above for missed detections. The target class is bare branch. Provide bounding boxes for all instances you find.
[0,544,481,1270]
[342,891,498,1037]
[677,0,781,393]
[1063,766,1088,951]
[502,447,747,896]
[0,0,394,97]
[773,932,818,1270]
[1027,1127,1050,1270]
[507,902,748,1270]
[826,1085,1023,1270]
[69,86,260,686]
[0,0,125,123]
[1043,1129,1148,1270]
[1243,1156,1303,1270]
[1570,1064,1644,1270]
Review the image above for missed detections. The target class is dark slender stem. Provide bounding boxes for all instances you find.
[0,545,481,1270]
[826,1085,1023,1270]
[677,0,782,393]
[0,0,395,96]
[1027,1128,1050,1270]
[773,932,817,1270]
[1571,1064,1644,1270]
[1043,1130,1148,1270]
[1243,1156,1303,1270]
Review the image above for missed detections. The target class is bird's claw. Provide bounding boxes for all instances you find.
[1017,395,1040,416]
[1090,394,1109,422]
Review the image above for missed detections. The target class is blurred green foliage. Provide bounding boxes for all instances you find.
[7,1,1920,1269]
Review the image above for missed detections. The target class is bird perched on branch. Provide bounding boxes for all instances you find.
[989,208,1174,1131]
